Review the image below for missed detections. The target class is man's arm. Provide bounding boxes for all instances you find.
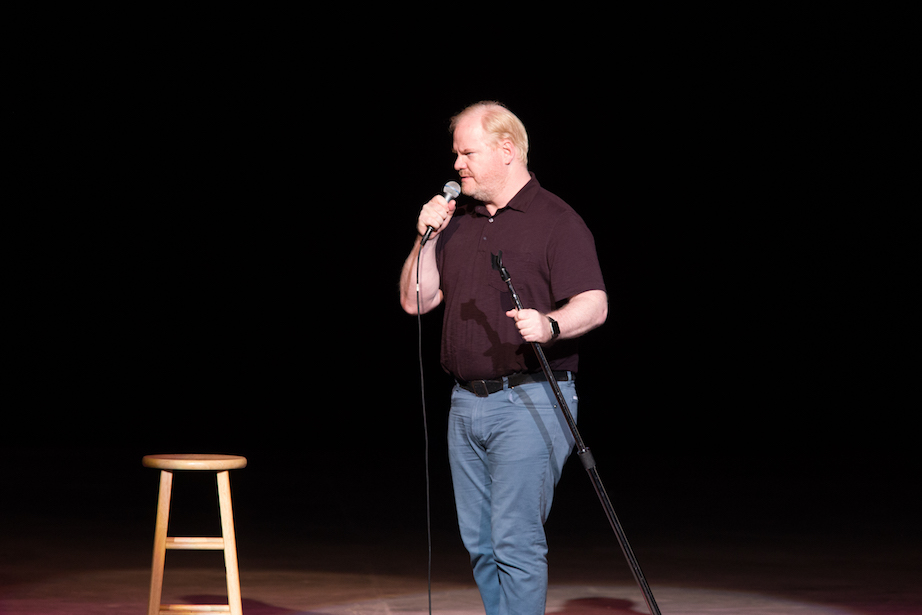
[399,193,456,315]
[506,289,608,344]
[399,236,443,315]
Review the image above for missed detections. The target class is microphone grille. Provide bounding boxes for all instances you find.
[443,181,461,200]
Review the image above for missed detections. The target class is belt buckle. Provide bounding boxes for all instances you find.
[471,380,491,398]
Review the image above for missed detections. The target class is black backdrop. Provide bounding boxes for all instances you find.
[7,17,917,553]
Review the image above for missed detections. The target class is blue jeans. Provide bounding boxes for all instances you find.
[448,376,578,615]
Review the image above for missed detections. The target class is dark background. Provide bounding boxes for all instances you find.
[6,14,917,573]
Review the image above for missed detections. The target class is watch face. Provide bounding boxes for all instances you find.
[549,317,560,337]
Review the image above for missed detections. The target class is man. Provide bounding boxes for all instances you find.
[399,101,607,614]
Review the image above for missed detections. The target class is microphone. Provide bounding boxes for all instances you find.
[420,180,461,246]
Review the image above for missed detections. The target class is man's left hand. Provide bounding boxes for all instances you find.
[506,308,553,345]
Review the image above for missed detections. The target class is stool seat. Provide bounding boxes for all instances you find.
[143,454,248,471]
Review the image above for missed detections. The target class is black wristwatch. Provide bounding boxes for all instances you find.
[547,316,560,340]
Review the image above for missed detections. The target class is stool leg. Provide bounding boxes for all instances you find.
[216,470,243,615]
[148,469,173,615]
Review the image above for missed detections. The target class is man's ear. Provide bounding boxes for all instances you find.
[500,139,517,165]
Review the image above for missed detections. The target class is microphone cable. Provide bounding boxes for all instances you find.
[415,244,433,615]
[414,181,457,614]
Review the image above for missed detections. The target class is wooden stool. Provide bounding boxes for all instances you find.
[142,454,248,615]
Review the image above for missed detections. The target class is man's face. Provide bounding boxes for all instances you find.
[452,116,506,204]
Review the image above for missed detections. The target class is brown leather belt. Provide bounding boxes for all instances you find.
[456,371,571,398]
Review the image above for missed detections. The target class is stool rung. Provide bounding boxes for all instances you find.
[165,537,225,550]
[160,605,231,613]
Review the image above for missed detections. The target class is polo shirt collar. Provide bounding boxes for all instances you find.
[473,173,540,217]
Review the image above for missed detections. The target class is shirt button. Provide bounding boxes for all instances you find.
[489,217,494,223]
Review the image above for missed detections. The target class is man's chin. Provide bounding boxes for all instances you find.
[461,184,481,200]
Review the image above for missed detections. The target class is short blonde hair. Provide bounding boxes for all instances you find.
[450,101,529,165]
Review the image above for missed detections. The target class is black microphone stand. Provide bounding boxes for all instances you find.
[491,251,661,615]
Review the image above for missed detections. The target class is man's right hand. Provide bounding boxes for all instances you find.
[417,194,457,243]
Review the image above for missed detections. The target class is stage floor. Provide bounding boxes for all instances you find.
[1,515,919,614]
[2,448,919,614]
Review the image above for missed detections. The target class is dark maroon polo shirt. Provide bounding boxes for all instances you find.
[435,174,606,381]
